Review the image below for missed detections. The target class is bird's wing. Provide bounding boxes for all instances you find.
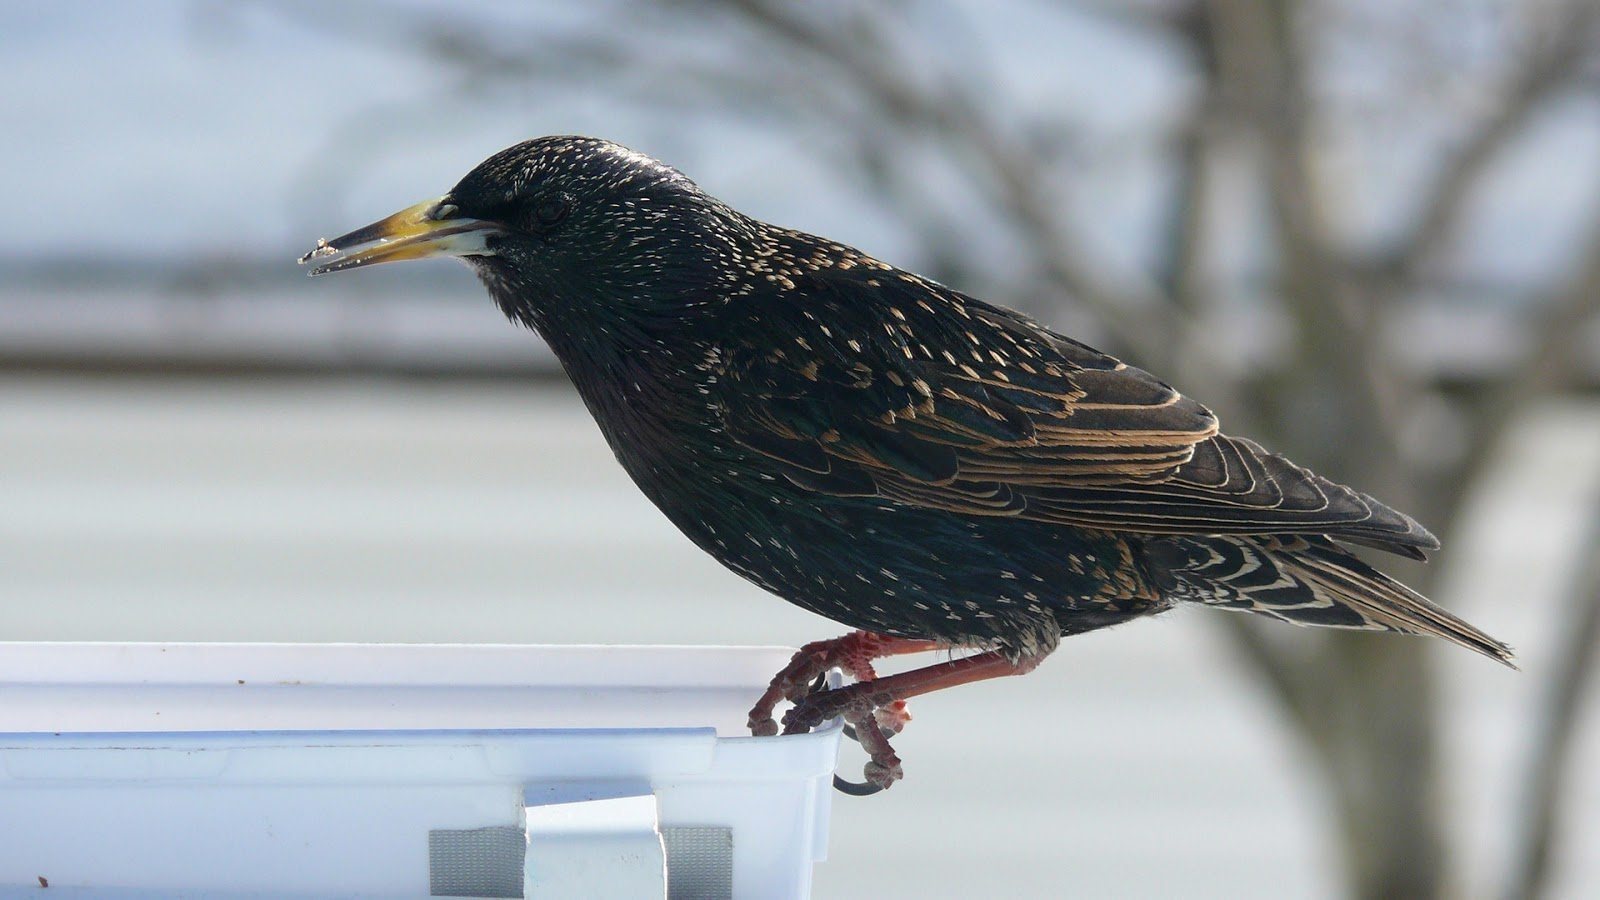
[713,267,1437,558]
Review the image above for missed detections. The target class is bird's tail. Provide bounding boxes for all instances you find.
[1144,533,1515,667]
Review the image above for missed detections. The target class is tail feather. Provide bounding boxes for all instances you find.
[1146,534,1516,667]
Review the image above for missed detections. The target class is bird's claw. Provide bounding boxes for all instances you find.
[846,700,905,791]
[862,758,903,789]
[749,633,929,795]
[748,673,832,737]
[784,682,905,792]
[841,699,910,745]
[745,644,840,738]
[832,774,886,796]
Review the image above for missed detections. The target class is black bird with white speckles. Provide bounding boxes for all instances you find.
[303,136,1514,791]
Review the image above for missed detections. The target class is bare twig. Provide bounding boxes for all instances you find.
[1378,0,1600,282]
[1208,0,1412,466]
[1437,197,1600,544]
[718,0,1179,360]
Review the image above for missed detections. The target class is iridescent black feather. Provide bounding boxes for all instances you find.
[403,136,1516,666]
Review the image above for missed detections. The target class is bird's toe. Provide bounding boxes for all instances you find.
[873,700,912,736]
[862,757,904,790]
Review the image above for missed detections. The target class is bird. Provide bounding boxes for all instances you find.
[302,135,1513,792]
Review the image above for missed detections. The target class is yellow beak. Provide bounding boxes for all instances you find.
[299,196,502,276]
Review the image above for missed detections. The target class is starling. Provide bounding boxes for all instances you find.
[302,136,1513,791]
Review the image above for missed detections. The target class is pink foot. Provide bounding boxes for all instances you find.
[776,646,1052,791]
[746,631,938,738]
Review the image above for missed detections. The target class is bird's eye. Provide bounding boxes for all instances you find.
[534,194,570,228]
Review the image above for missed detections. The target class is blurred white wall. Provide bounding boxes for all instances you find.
[3,375,1596,898]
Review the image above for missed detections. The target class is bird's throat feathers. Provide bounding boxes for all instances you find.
[470,253,719,367]
[467,252,726,447]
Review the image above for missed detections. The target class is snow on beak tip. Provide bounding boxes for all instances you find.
[299,196,499,276]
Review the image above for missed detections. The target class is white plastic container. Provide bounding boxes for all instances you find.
[0,643,842,898]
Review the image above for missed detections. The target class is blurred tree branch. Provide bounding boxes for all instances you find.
[1377,0,1600,284]
[1206,4,1444,895]
[1445,184,1600,540]
[716,0,1177,360]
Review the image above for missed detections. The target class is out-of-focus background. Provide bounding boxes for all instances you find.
[4,1,1600,897]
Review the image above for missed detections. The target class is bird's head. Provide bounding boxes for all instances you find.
[302,136,751,329]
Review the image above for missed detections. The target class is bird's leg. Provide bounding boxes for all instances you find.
[781,647,1051,790]
[746,631,943,737]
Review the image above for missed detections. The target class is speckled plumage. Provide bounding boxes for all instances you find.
[311,135,1513,789]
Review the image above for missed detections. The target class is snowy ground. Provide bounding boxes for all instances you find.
[3,374,1597,898]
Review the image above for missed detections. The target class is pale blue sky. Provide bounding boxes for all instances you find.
[2,0,1596,287]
